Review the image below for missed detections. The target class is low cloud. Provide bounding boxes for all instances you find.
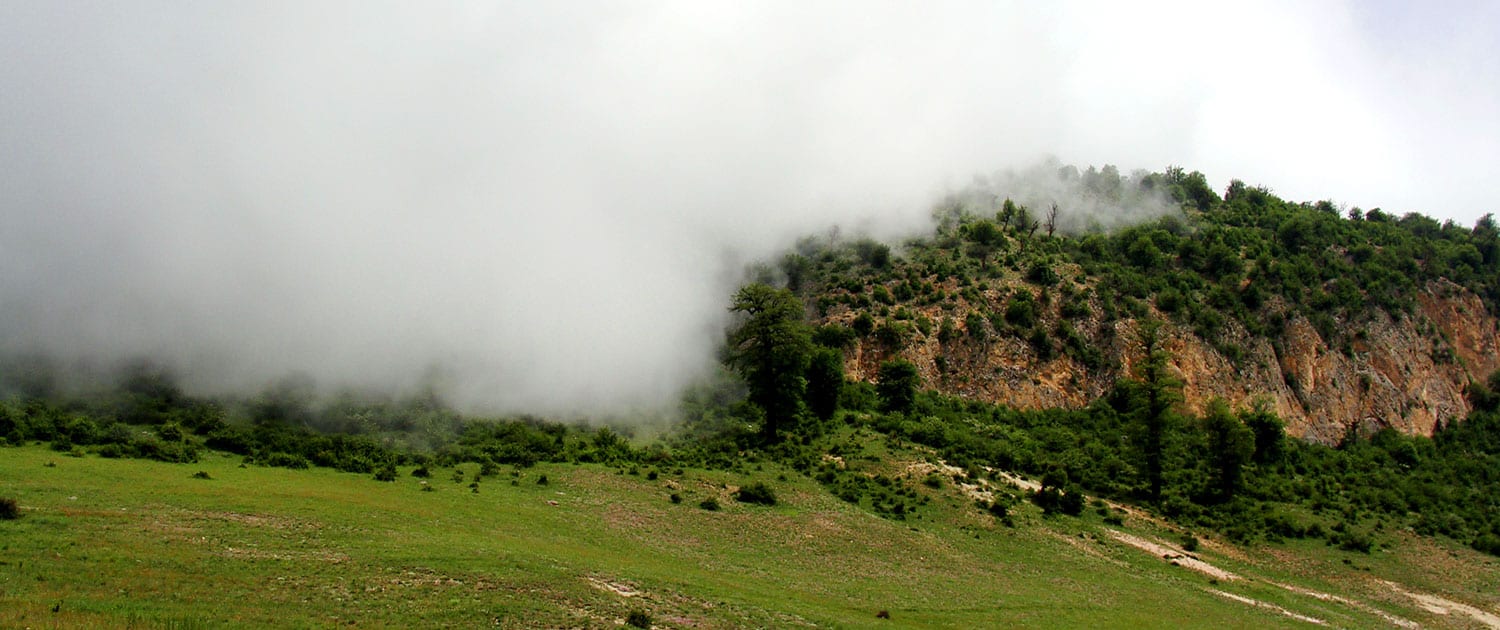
[1,2,1495,415]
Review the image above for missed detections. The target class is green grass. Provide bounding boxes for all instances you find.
[2,445,1494,628]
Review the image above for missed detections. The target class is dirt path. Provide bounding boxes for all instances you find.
[1208,589,1327,625]
[1380,579,1500,629]
[1105,529,1241,582]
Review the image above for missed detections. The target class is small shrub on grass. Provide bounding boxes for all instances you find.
[374,464,398,482]
[735,482,778,506]
[646,469,659,481]
[1472,534,1500,557]
[0,497,19,520]
[191,471,212,480]
[669,493,682,504]
[411,466,431,478]
[1180,534,1199,552]
[263,452,310,469]
[699,498,721,511]
[536,474,549,486]
[1331,527,1374,553]
[626,609,652,629]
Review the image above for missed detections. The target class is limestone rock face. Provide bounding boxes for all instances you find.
[832,280,1499,443]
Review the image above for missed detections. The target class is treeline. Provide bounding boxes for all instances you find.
[0,360,654,479]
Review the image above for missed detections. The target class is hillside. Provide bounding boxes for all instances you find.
[5,165,1500,627]
[776,167,1500,442]
[4,443,1498,629]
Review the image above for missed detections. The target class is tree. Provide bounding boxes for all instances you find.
[876,359,920,415]
[1240,402,1285,464]
[1201,399,1254,501]
[727,283,813,440]
[1132,322,1182,503]
[804,348,844,421]
[1045,203,1060,238]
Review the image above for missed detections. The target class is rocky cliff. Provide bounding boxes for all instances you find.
[828,279,1500,443]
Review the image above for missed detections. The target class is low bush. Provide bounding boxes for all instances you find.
[735,481,777,506]
[626,609,652,629]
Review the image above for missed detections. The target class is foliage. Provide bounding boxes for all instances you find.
[727,283,813,440]
[626,609,652,629]
[876,360,920,415]
[804,348,844,421]
[735,481,778,506]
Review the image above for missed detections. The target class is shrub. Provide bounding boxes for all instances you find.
[1180,534,1199,552]
[669,493,682,504]
[536,474,549,486]
[699,498,721,511]
[262,452,310,469]
[1332,527,1374,553]
[735,481,778,506]
[1473,534,1500,557]
[191,471,212,480]
[411,466,431,478]
[374,464,397,482]
[626,609,652,629]
[0,497,19,520]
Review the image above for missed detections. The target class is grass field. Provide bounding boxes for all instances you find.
[2,444,1496,628]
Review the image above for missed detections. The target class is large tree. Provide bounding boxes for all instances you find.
[804,347,844,422]
[1130,323,1182,503]
[727,283,812,440]
[1201,399,1254,502]
[876,359,920,415]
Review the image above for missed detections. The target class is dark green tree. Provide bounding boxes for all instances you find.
[727,283,813,440]
[876,359,920,415]
[804,347,845,421]
[1132,323,1181,503]
[1201,399,1254,501]
[1240,402,1286,464]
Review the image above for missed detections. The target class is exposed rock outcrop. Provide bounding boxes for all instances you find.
[829,280,1499,443]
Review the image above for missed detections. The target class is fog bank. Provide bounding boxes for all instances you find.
[2,2,1495,414]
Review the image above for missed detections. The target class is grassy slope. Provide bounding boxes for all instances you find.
[2,445,1495,629]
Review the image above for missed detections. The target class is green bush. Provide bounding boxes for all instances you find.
[735,481,778,506]
[626,609,652,629]
[374,464,398,482]
[0,497,19,520]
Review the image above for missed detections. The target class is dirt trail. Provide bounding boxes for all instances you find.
[1380,580,1500,629]
[1267,581,1419,629]
[1105,530,1240,582]
[1208,589,1327,625]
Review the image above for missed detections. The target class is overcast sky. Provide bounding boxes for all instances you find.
[2,1,1497,413]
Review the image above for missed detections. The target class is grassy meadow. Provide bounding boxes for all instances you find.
[2,444,1496,629]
